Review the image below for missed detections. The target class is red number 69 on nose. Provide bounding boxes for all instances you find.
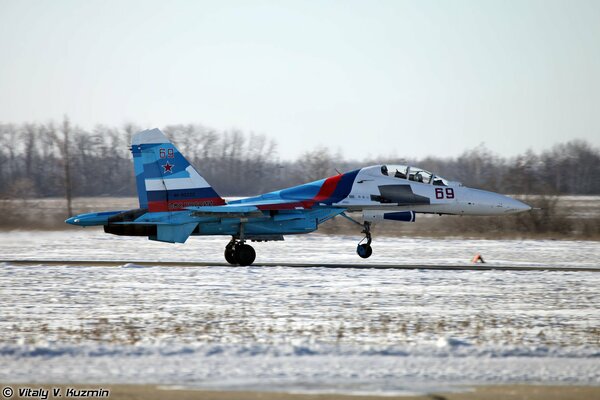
[435,188,455,199]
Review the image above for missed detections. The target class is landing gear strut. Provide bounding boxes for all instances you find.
[340,213,373,259]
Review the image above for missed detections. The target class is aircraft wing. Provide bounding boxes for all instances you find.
[187,204,263,218]
[186,199,309,217]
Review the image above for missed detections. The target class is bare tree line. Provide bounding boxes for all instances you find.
[1,118,599,199]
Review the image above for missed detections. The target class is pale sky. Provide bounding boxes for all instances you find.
[1,0,599,160]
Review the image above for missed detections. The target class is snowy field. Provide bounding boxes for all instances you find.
[0,230,599,395]
[2,228,600,268]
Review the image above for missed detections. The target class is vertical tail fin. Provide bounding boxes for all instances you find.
[131,128,225,212]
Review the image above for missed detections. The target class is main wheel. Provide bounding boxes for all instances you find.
[357,243,373,259]
[235,244,256,266]
[224,246,237,264]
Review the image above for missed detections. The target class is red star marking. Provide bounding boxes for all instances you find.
[163,161,174,173]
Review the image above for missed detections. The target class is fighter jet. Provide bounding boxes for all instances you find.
[66,128,531,265]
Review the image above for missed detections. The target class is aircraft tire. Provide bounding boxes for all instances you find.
[224,247,237,264]
[357,244,373,259]
[235,244,256,266]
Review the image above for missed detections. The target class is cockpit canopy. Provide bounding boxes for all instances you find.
[380,164,449,186]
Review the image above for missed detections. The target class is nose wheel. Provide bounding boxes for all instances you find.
[340,213,374,259]
[357,243,372,258]
[224,239,256,266]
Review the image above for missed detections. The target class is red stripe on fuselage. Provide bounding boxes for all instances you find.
[313,174,342,202]
[250,175,344,212]
[148,197,226,212]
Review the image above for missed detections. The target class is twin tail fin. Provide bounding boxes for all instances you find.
[131,128,225,212]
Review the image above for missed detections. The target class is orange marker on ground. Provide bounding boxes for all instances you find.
[471,253,485,263]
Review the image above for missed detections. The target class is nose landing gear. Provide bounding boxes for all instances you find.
[357,221,373,259]
[340,212,373,259]
[224,239,256,266]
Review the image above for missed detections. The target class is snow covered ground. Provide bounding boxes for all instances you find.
[2,228,600,268]
[0,230,599,394]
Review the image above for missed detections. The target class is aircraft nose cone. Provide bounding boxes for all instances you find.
[504,197,531,213]
[516,200,532,212]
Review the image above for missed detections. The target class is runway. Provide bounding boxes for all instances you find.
[3,249,599,392]
[2,259,598,271]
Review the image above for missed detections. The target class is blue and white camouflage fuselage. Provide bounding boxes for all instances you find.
[66,128,531,265]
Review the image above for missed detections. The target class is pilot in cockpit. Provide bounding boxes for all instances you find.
[380,164,447,186]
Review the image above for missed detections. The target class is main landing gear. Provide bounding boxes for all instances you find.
[340,213,373,259]
[224,223,256,266]
[224,239,256,266]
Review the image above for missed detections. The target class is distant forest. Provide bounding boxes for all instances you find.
[1,118,599,198]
